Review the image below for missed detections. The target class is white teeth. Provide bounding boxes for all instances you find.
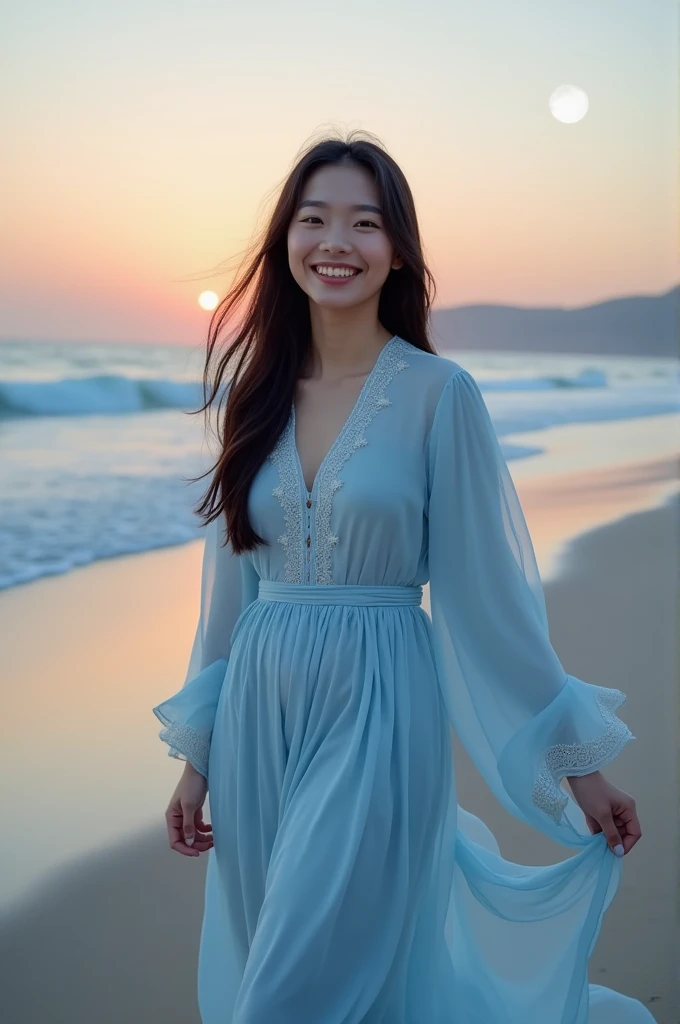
[315,266,357,278]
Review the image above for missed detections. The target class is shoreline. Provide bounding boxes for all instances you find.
[515,452,679,581]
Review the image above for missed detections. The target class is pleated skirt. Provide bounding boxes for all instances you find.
[198,581,454,1023]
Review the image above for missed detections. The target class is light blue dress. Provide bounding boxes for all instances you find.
[152,335,655,1024]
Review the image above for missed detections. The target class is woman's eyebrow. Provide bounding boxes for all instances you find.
[297,199,383,215]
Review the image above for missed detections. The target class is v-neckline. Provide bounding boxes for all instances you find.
[291,335,397,496]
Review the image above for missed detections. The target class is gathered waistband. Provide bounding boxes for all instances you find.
[258,581,423,607]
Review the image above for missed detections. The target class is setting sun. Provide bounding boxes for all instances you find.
[198,290,219,311]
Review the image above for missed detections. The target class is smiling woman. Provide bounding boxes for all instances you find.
[151,128,652,1024]
[289,179,400,294]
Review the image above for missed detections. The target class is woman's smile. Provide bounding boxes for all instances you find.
[310,262,363,285]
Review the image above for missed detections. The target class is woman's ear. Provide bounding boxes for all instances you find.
[391,254,404,270]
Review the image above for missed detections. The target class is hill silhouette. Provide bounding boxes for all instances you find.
[432,285,678,357]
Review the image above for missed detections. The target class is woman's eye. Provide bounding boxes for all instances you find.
[299,217,379,228]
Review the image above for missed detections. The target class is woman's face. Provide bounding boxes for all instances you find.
[287,161,402,310]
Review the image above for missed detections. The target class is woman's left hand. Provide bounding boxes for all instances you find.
[566,770,642,856]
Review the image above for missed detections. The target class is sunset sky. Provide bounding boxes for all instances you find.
[2,0,677,346]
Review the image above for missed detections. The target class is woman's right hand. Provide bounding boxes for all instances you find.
[164,762,214,857]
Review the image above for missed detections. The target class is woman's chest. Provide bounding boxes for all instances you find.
[245,335,433,585]
[246,421,428,585]
[248,395,428,585]
[293,373,374,495]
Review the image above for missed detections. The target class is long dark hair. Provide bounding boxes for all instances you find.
[189,127,438,555]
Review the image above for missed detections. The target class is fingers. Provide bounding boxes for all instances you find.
[165,803,214,857]
[598,799,642,857]
[598,810,625,856]
[615,803,642,855]
[171,836,213,858]
[183,803,197,847]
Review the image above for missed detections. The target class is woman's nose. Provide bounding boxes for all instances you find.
[321,240,352,254]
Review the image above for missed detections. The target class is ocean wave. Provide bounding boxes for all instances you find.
[0,375,207,418]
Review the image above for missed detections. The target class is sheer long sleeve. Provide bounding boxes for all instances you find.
[152,512,260,779]
[426,368,634,836]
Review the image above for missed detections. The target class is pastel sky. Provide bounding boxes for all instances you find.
[2,0,677,346]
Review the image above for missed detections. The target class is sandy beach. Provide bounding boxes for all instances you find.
[0,460,677,1023]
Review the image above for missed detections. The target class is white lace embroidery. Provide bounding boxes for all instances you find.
[157,722,211,779]
[268,335,412,585]
[532,686,633,823]
[314,339,410,584]
[268,417,303,583]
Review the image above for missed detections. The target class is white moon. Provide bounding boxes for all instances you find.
[549,84,589,124]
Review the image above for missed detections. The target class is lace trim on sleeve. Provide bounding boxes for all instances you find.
[155,717,211,779]
[532,687,634,823]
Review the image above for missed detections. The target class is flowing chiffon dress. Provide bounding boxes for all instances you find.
[152,335,655,1024]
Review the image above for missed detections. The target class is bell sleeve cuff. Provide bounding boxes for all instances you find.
[152,658,228,778]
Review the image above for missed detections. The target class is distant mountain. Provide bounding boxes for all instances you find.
[431,285,678,358]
